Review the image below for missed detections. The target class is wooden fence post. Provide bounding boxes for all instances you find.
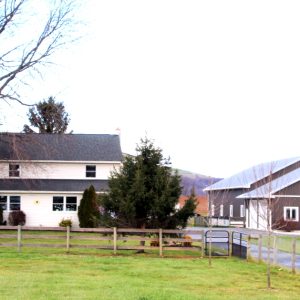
[272,235,277,266]
[159,228,163,257]
[247,235,251,261]
[258,234,262,262]
[113,227,117,255]
[66,226,70,253]
[201,230,204,258]
[292,237,296,274]
[17,225,22,253]
[229,231,232,257]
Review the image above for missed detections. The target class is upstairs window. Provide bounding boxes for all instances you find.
[86,165,96,177]
[9,196,20,211]
[0,196,7,210]
[284,207,299,222]
[9,164,20,177]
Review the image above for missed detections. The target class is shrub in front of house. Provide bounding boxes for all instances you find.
[59,218,72,227]
[8,210,26,226]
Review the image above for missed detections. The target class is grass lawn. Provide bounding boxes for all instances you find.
[0,249,300,300]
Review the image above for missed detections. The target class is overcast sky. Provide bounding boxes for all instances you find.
[1,0,300,178]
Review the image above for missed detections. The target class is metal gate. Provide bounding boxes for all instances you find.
[205,230,230,256]
[232,231,248,259]
[205,230,248,258]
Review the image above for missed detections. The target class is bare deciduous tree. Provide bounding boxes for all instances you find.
[0,0,79,105]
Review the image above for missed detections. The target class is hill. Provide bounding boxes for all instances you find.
[175,169,221,196]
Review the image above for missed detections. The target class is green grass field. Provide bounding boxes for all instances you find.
[0,249,300,300]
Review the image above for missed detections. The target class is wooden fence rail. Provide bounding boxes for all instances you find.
[0,226,204,257]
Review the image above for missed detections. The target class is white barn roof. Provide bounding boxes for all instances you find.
[204,157,300,191]
[237,168,300,199]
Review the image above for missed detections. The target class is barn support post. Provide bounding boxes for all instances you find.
[17,225,22,253]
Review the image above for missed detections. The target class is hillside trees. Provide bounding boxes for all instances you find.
[99,138,196,229]
[23,96,70,133]
[0,0,79,104]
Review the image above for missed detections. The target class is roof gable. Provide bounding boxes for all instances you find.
[204,157,300,191]
[237,168,300,199]
[0,133,122,162]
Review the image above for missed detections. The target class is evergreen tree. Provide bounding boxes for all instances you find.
[23,97,70,134]
[99,138,196,229]
[78,185,100,228]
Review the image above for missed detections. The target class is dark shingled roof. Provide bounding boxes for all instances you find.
[0,179,109,192]
[0,133,122,161]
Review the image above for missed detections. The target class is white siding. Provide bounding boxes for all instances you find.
[0,162,120,180]
[2,193,82,227]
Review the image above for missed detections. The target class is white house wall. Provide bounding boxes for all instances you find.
[0,162,120,180]
[2,193,82,227]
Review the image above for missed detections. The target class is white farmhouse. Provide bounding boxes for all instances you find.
[0,133,122,227]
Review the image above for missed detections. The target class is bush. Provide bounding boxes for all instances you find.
[8,210,26,226]
[275,218,299,232]
[59,218,72,227]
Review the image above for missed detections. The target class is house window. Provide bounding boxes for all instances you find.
[0,196,7,210]
[66,197,77,211]
[229,205,233,218]
[284,207,299,222]
[53,196,64,211]
[53,196,77,211]
[9,164,20,177]
[10,196,20,210]
[86,165,96,177]
[220,205,224,217]
[240,205,245,218]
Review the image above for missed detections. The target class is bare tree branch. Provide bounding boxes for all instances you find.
[0,0,80,104]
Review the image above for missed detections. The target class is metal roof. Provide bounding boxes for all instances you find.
[0,179,109,192]
[0,133,122,162]
[237,168,300,199]
[204,157,300,191]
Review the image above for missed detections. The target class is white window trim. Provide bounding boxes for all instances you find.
[240,204,245,218]
[220,204,224,217]
[283,206,299,222]
[229,205,233,218]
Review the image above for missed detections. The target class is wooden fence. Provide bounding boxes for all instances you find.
[0,226,205,257]
[248,232,299,274]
